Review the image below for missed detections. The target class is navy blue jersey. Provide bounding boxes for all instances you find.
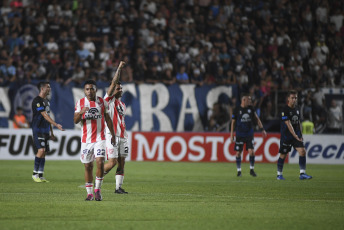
[280,105,302,141]
[31,96,51,134]
[232,106,255,137]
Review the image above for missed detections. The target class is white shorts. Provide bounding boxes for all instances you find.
[106,133,129,159]
[80,140,106,164]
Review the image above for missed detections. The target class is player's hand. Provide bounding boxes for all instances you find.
[262,130,267,139]
[231,136,235,143]
[56,124,65,131]
[119,61,126,69]
[81,107,89,114]
[111,136,116,146]
[50,134,57,141]
[295,136,302,142]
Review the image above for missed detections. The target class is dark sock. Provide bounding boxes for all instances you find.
[277,157,285,173]
[33,157,41,174]
[38,158,46,176]
[299,156,306,173]
[249,156,255,168]
[236,157,241,170]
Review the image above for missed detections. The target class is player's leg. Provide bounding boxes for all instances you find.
[104,133,118,175]
[234,137,243,176]
[84,162,94,200]
[115,157,128,194]
[295,147,312,180]
[80,143,95,200]
[94,140,106,201]
[276,141,291,180]
[32,133,47,182]
[247,137,257,177]
[115,138,129,194]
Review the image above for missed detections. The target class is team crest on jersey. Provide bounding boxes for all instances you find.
[282,112,284,116]
[117,105,125,116]
[84,108,102,119]
[37,103,40,107]
[297,110,299,114]
[239,111,242,114]
[248,109,251,113]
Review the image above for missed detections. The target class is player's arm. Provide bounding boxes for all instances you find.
[41,111,64,131]
[285,120,302,141]
[254,112,267,138]
[230,118,236,142]
[74,107,89,124]
[107,61,126,96]
[104,112,116,145]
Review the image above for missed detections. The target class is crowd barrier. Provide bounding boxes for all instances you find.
[0,129,343,164]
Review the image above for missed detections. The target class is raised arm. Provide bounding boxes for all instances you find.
[107,61,126,96]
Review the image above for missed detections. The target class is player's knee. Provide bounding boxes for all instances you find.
[299,149,306,156]
[235,151,242,157]
[84,163,93,171]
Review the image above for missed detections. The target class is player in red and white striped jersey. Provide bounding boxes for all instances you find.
[103,61,129,194]
[74,79,116,201]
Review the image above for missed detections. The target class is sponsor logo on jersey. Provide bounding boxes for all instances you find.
[240,113,251,122]
[84,108,102,119]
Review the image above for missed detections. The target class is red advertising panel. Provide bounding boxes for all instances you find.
[130,132,283,163]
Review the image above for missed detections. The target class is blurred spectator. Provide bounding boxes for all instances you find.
[302,113,315,135]
[176,65,189,84]
[326,99,343,134]
[13,106,29,129]
[207,102,230,132]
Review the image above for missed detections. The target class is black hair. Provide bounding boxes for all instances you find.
[287,90,298,98]
[37,81,50,92]
[84,79,97,88]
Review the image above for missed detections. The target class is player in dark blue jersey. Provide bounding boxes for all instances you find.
[31,82,64,182]
[277,90,312,180]
[230,93,266,177]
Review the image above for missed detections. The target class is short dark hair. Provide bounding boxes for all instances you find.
[84,79,97,88]
[241,92,250,100]
[37,81,50,92]
[287,90,298,97]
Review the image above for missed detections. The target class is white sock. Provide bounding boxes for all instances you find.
[277,171,283,176]
[86,183,93,195]
[300,169,306,174]
[116,175,124,189]
[95,177,103,190]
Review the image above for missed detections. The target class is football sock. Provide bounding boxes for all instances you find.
[95,177,103,190]
[277,157,285,175]
[38,157,45,175]
[299,156,306,174]
[249,156,255,169]
[236,157,241,171]
[85,182,93,194]
[116,175,124,189]
[33,157,40,174]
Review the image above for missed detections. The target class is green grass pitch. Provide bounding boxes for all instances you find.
[0,160,343,230]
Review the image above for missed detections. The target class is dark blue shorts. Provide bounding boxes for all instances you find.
[234,136,254,152]
[279,138,304,154]
[33,132,50,153]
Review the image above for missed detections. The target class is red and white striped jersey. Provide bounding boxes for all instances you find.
[104,93,127,138]
[75,96,109,143]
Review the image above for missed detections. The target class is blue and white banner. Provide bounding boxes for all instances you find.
[1,82,237,132]
[290,135,344,164]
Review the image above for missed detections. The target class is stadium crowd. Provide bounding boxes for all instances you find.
[0,0,343,133]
